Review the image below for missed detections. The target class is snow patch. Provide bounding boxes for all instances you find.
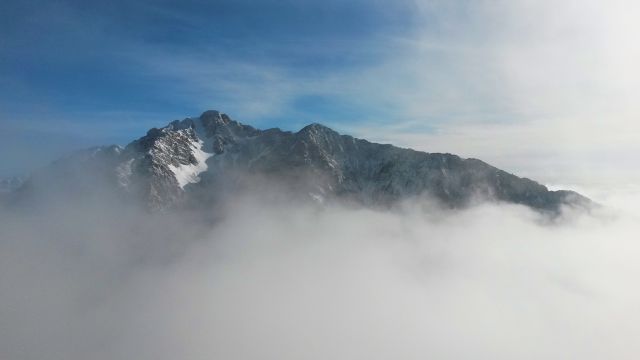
[168,138,214,189]
[116,158,135,188]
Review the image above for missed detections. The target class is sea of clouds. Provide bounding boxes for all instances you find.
[1,182,639,360]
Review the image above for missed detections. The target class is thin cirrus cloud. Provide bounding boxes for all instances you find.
[0,0,419,175]
[1,0,639,184]
[338,0,640,185]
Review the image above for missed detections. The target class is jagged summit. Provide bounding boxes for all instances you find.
[10,110,591,213]
[298,122,336,134]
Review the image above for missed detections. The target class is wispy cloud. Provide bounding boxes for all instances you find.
[337,0,640,184]
[2,0,639,183]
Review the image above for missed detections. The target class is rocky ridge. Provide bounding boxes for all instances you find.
[12,110,590,213]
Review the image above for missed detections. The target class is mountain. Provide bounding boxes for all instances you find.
[11,110,590,213]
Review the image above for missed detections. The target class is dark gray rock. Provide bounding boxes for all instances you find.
[8,110,591,213]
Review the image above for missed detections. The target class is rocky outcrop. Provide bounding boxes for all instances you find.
[9,110,591,213]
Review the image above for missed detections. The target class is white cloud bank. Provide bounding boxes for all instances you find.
[348,0,640,185]
[2,184,640,360]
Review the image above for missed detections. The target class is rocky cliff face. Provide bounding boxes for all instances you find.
[11,110,590,213]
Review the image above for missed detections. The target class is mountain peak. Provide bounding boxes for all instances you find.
[9,110,592,214]
[298,123,336,134]
[197,110,259,140]
[200,109,226,122]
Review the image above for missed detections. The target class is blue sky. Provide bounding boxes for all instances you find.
[1,0,639,183]
[0,0,427,175]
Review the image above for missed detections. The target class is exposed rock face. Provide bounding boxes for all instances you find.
[10,110,590,213]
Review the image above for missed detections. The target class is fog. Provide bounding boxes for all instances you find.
[2,182,640,360]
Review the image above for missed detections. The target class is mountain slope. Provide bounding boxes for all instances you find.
[12,110,590,213]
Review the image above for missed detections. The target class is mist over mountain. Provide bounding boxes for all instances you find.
[9,110,589,215]
[0,112,634,360]
[4,0,640,358]
[1,163,638,360]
